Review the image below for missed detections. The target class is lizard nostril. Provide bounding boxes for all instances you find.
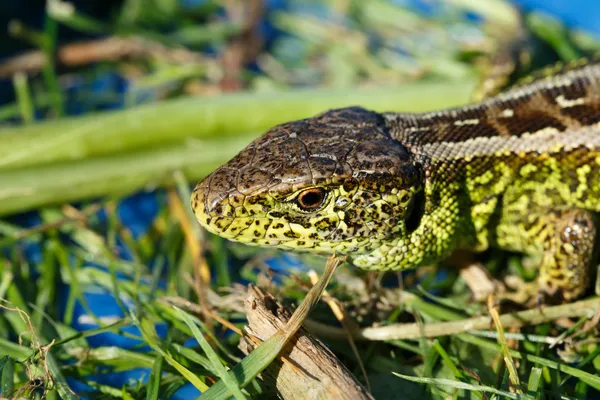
[205,191,228,217]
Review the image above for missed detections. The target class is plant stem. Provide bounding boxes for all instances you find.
[0,79,477,172]
[0,136,253,216]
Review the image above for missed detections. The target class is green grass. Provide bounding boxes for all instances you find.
[1,0,600,399]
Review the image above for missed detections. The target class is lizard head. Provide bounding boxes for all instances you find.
[191,107,423,257]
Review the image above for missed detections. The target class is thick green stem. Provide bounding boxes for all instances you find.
[0,80,478,215]
[0,136,253,216]
[0,80,476,171]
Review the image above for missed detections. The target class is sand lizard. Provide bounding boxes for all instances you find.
[191,59,600,302]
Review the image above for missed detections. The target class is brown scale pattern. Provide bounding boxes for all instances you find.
[385,58,600,147]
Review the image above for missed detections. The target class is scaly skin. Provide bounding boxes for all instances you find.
[192,59,600,301]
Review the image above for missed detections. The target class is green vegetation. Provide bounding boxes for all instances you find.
[1,0,599,399]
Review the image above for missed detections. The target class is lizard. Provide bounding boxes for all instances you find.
[191,58,600,303]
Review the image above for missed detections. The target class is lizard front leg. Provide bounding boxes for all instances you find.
[495,207,597,302]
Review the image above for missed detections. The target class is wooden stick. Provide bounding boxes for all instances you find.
[239,285,373,400]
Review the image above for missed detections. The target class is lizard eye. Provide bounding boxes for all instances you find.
[296,188,327,211]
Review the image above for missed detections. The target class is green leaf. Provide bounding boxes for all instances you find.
[1,356,14,395]
[146,356,164,400]
[45,347,79,400]
[393,373,535,400]
[135,315,210,393]
[175,307,246,400]
[527,367,543,396]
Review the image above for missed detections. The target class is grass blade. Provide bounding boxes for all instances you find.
[393,373,534,400]
[527,367,543,396]
[200,255,343,400]
[146,356,164,400]
[135,315,209,393]
[1,356,14,395]
[175,307,247,400]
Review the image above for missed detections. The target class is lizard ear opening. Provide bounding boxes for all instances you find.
[405,188,425,233]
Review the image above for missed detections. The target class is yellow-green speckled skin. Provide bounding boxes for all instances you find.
[192,60,600,301]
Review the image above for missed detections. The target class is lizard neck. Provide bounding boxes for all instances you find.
[369,59,600,263]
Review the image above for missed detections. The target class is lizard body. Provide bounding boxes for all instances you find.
[192,59,600,301]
